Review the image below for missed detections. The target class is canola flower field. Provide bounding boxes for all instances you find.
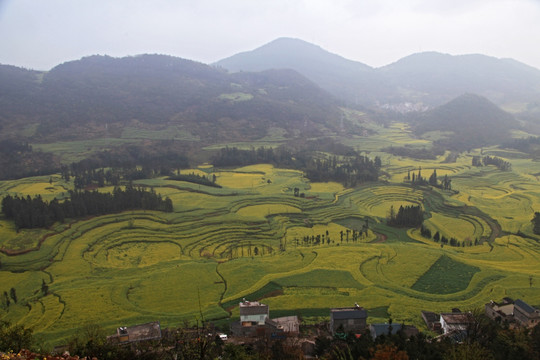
[1,123,540,346]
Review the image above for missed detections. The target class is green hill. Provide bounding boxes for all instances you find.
[412,93,518,150]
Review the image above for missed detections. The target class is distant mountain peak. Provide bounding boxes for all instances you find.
[215,37,373,104]
[216,37,372,71]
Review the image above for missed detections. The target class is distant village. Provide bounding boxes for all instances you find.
[104,297,540,358]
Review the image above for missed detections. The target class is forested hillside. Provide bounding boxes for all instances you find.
[0,55,344,142]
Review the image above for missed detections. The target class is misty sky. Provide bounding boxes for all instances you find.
[1,0,540,71]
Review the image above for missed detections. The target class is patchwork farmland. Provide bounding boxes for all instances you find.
[1,133,540,346]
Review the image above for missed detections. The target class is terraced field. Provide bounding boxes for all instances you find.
[2,133,540,346]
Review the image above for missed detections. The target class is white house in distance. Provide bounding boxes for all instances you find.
[239,299,269,326]
[232,299,299,338]
[439,312,472,335]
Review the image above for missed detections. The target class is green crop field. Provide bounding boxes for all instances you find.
[2,124,540,347]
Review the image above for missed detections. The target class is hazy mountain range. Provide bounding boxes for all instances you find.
[1,37,538,146]
[216,38,540,108]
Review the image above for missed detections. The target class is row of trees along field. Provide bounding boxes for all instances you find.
[294,229,369,247]
[504,135,540,156]
[1,185,173,229]
[167,173,221,188]
[472,155,512,170]
[212,145,381,186]
[383,145,445,160]
[420,225,480,247]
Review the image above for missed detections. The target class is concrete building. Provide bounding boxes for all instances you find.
[272,316,300,334]
[485,298,514,324]
[514,299,540,328]
[232,299,290,338]
[439,313,472,335]
[330,304,368,335]
[421,310,441,332]
[239,299,269,326]
[108,321,162,344]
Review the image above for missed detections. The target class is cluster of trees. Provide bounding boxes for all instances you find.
[67,168,120,189]
[472,155,512,171]
[212,145,380,187]
[406,167,452,190]
[1,185,173,230]
[420,224,480,247]
[0,138,193,183]
[387,205,424,228]
[58,143,191,189]
[0,320,33,356]
[384,145,445,160]
[504,136,540,156]
[304,155,381,187]
[532,212,540,235]
[0,139,59,180]
[168,173,220,188]
[1,288,17,309]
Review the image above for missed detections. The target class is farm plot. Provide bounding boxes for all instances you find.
[219,251,317,301]
[451,168,540,233]
[236,204,301,219]
[424,213,485,241]
[411,255,480,294]
[350,184,424,219]
[3,155,540,344]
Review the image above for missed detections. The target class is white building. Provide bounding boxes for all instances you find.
[239,299,269,326]
[439,313,472,335]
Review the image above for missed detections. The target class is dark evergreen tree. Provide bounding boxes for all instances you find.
[2,186,174,230]
[387,205,424,227]
[532,212,540,235]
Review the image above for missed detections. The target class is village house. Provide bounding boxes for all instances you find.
[513,299,540,328]
[421,310,442,332]
[231,299,298,338]
[239,299,269,326]
[272,315,300,333]
[485,298,514,324]
[439,312,472,336]
[108,321,162,344]
[329,303,368,335]
[485,298,540,328]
